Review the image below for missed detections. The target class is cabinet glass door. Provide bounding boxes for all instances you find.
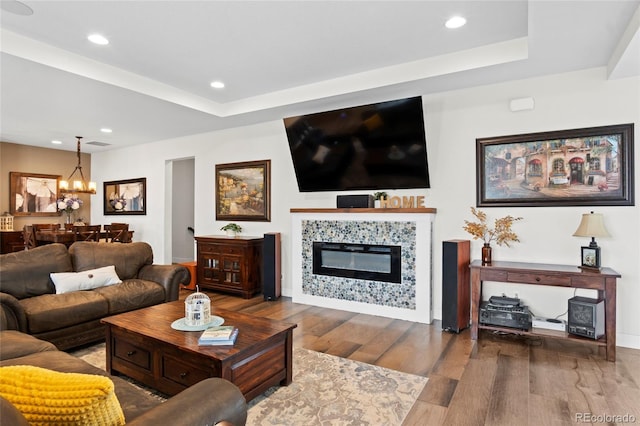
[203,257,221,282]
[223,257,241,284]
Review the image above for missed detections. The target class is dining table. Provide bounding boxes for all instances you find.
[35,229,76,247]
[35,229,134,247]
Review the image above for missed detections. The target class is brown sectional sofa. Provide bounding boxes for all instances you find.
[0,330,247,425]
[0,241,189,350]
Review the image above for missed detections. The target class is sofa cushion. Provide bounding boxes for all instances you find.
[0,331,57,361]
[51,265,122,294]
[93,279,165,315]
[0,365,125,426]
[0,244,72,299]
[20,292,109,334]
[69,242,153,280]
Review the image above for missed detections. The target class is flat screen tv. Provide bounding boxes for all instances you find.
[284,96,430,192]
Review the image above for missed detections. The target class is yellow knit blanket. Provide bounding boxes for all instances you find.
[0,365,125,425]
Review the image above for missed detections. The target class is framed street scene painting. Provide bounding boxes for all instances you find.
[476,123,634,207]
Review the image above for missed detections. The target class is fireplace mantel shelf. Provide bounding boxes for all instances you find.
[290,208,437,214]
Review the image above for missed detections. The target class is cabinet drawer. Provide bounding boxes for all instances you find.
[507,272,571,286]
[162,354,214,387]
[479,269,507,281]
[199,245,221,255]
[114,339,151,371]
[221,246,244,255]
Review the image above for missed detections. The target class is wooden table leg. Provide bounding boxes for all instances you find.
[281,329,294,385]
[470,268,481,340]
[604,277,616,362]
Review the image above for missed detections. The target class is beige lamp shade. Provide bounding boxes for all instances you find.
[572,212,610,238]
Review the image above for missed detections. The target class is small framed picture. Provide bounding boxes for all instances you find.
[580,246,601,269]
[104,177,146,215]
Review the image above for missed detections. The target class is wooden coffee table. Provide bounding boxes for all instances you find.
[101,301,297,401]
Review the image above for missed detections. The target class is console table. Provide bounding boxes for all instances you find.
[470,260,620,361]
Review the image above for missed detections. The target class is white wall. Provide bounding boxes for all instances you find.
[91,67,640,349]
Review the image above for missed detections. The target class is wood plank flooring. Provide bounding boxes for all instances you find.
[184,289,640,425]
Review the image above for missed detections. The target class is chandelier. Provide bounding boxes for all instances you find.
[59,136,96,194]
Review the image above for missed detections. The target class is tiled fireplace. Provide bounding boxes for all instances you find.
[290,208,436,323]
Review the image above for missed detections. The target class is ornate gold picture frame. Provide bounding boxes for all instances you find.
[216,160,271,222]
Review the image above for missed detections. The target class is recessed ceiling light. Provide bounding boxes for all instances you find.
[445,16,466,29]
[210,81,225,89]
[51,140,62,145]
[88,34,109,45]
[100,128,112,133]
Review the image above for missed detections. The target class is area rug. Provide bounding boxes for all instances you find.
[246,348,427,425]
[71,344,427,425]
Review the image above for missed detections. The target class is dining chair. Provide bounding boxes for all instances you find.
[72,225,101,242]
[104,223,131,243]
[22,225,37,250]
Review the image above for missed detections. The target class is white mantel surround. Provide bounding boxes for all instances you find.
[290,208,437,323]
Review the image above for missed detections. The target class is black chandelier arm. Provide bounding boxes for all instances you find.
[60,136,96,194]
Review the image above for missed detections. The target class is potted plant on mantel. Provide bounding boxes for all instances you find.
[220,223,242,237]
[373,191,388,208]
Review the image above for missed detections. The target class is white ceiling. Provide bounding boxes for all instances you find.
[1,0,639,153]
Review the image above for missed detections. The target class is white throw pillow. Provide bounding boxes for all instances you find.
[51,265,122,294]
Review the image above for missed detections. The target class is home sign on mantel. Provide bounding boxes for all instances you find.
[378,195,426,209]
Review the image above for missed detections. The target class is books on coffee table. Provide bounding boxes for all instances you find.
[198,325,238,346]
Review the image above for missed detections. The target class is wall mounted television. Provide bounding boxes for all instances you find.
[283,96,430,192]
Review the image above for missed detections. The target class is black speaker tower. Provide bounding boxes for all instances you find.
[442,240,471,333]
[263,232,281,301]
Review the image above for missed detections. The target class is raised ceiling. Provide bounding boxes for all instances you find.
[1,0,638,152]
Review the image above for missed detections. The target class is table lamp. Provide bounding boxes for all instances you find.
[572,211,610,271]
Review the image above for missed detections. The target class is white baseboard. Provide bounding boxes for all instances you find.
[616,333,640,350]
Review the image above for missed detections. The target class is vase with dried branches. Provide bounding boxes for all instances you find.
[463,207,523,264]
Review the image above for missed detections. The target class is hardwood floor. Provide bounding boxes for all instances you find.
[183,289,640,425]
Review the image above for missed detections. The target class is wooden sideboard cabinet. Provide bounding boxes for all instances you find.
[195,235,263,298]
[0,231,24,254]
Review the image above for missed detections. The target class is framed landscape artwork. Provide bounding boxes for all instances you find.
[476,123,634,207]
[9,172,61,216]
[104,177,146,215]
[216,160,271,222]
